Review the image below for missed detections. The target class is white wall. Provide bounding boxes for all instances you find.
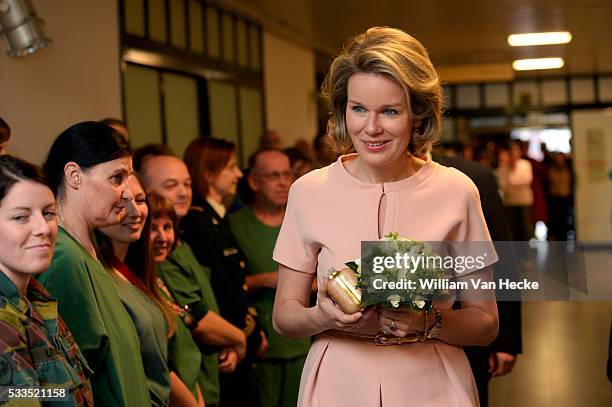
[0,0,121,164]
[570,109,612,242]
[262,31,317,147]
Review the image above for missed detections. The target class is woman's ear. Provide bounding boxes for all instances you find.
[64,162,82,190]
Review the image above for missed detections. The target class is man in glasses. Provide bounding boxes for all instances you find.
[229,149,311,407]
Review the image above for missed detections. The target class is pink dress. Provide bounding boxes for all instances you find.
[273,154,497,406]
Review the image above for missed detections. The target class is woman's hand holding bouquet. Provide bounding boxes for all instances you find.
[327,233,451,338]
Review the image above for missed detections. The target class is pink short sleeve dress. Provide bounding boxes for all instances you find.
[273,154,498,407]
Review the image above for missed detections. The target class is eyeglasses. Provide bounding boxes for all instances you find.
[254,171,293,182]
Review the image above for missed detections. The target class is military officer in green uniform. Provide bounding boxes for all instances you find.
[230,149,311,407]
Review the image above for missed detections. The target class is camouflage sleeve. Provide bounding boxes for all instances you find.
[0,306,38,390]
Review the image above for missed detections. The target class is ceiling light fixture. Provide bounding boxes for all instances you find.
[0,0,51,57]
[508,31,572,47]
[512,58,564,71]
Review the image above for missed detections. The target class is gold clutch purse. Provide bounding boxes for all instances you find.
[327,268,363,314]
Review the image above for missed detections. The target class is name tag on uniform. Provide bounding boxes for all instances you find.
[223,248,238,257]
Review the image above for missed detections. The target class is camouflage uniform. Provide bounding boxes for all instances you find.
[0,272,94,406]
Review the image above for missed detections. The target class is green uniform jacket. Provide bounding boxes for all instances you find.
[113,277,170,406]
[157,242,220,406]
[37,228,150,406]
[229,207,311,360]
[0,272,94,406]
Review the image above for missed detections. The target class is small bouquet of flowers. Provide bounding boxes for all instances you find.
[327,232,450,314]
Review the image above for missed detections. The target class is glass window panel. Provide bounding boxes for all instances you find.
[598,77,612,102]
[206,7,220,58]
[124,0,145,36]
[484,83,509,108]
[148,0,167,43]
[236,20,248,68]
[222,14,234,63]
[124,64,163,148]
[163,73,199,157]
[208,81,238,146]
[513,80,539,107]
[189,0,204,54]
[570,78,595,104]
[456,85,480,109]
[169,0,186,49]
[541,79,567,106]
[239,86,263,163]
[249,25,261,71]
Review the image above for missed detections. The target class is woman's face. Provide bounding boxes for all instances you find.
[78,156,133,228]
[150,215,174,263]
[208,153,243,199]
[99,175,148,244]
[0,180,58,288]
[345,72,420,168]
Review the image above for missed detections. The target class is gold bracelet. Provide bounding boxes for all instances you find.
[417,308,430,342]
[426,307,442,339]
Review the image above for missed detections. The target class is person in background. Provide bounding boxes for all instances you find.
[100,118,129,140]
[149,192,206,406]
[38,121,150,406]
[182,137,267,407]
[283,147,314,180]
[293,138,314,162]
[547,152,574,241]
[432,150,522,407]
[0,116,11,154]
[138,150,247,407]
[95,174,202,406]
[520,141,548,232]
[312,132,337,167]
[0,155,93,405]
[259,130,283,150]
[229,149,311,407]
[497,143,534,241]
[133,143,175,174]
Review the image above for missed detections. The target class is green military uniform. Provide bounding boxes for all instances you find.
[0,272,93,406]
[37,228,150,406]
[156,241,220,406]
[166,312,202,401]
[230,207,311,407]
[113,277,170,406]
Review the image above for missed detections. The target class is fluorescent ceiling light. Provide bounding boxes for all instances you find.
[512,58,564,71]
[508,32,572,46]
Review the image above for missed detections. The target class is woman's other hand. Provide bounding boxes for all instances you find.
[377,306,424,337]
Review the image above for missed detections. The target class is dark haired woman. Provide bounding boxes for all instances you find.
[182,137,267,407]
[38,121,150,406]
[96,177,205,406]
[0,155,93,405]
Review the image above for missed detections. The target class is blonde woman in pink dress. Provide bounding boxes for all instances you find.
[272,27,499,406]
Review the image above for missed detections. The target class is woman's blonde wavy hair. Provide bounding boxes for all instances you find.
[321,27,443,157]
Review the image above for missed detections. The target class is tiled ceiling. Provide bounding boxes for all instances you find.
[215,0,612,79]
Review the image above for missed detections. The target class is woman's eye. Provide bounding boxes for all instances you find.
[12,215,28,222]
[383,109,398,115]
[351,105,365,113]
[44,211,57,220]
[112,174,124,184]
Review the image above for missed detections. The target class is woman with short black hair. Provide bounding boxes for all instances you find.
[38,121,150,406]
